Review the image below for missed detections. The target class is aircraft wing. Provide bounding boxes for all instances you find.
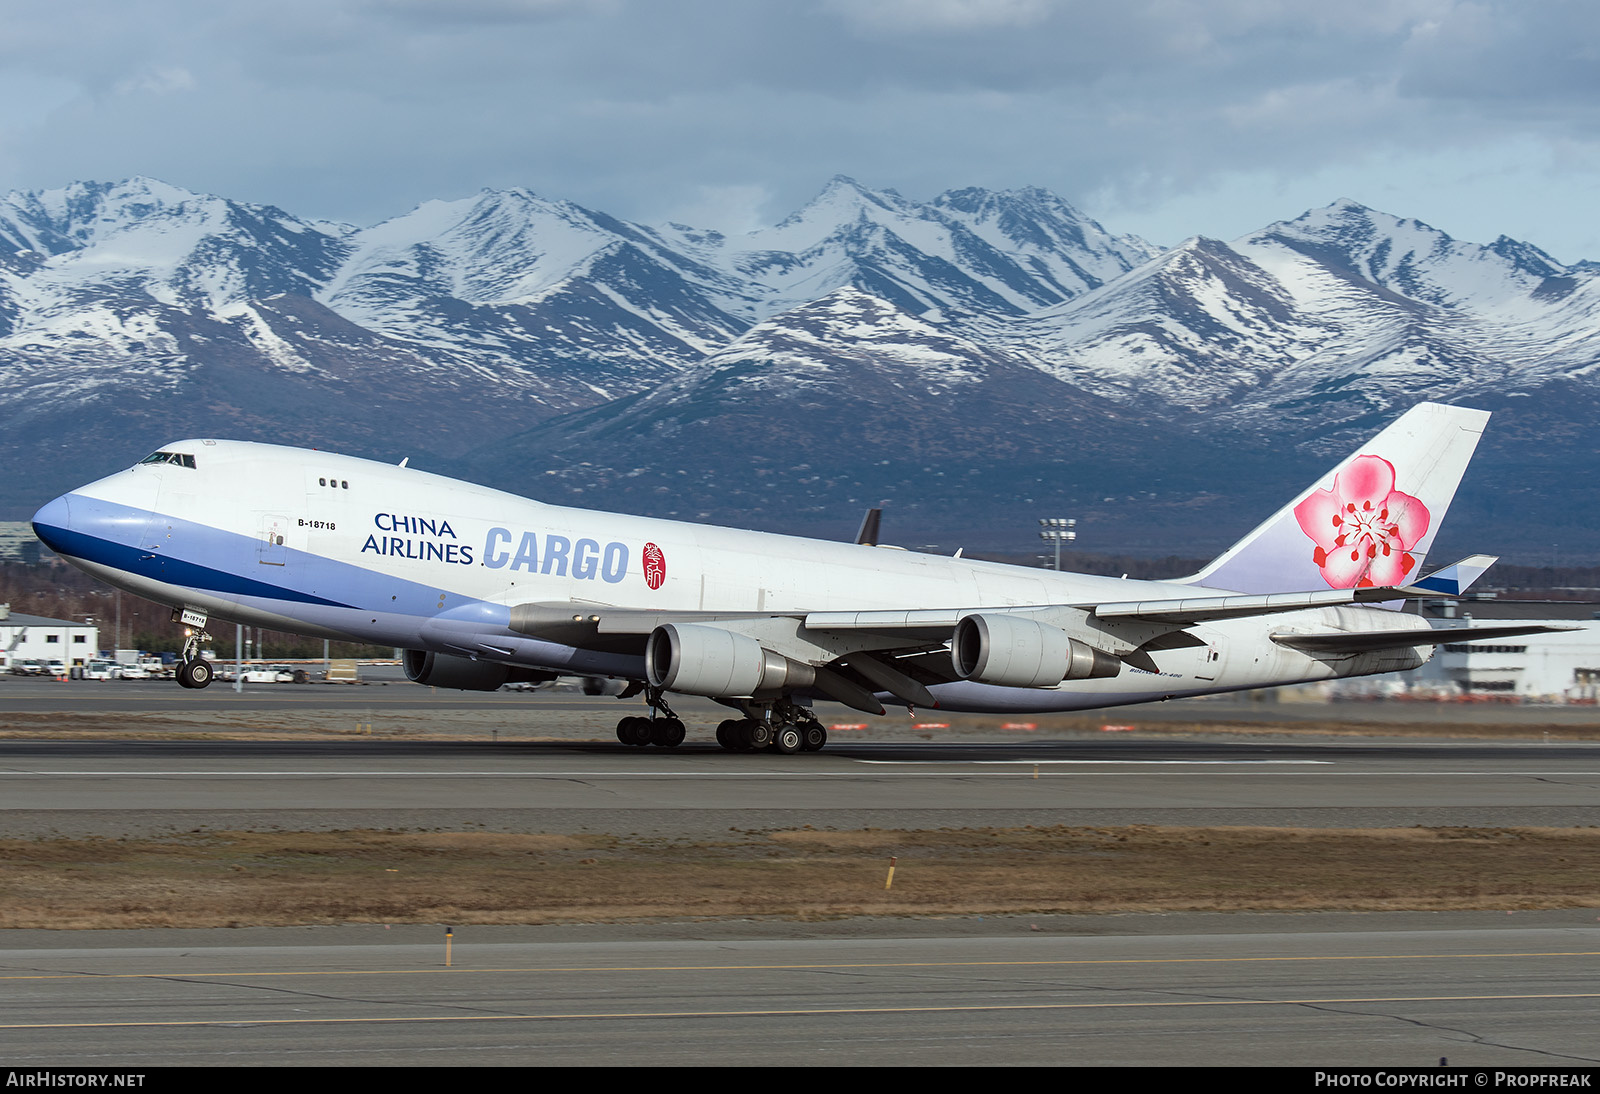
[1084,587,1403,625]
[1089,555,1502,625]
[509,555,1517,667]
[805,556,1505,632]
[503,554,1539,711]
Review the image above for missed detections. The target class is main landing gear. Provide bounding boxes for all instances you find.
[615,684,687,748]
[715,699,827,755]
[613,690,829,754]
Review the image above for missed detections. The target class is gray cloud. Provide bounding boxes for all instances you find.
[1,1,1597,258]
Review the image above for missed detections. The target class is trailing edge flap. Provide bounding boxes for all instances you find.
[1271,622,1579,655]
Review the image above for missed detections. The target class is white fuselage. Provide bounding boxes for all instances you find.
[34,439,1431,712]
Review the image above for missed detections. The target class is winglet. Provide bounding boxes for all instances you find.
[1402,554,1498,597]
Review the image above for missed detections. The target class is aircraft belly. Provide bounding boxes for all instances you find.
[925,678,1186,714]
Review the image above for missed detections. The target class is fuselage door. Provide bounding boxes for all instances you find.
[135,467,167,554]
[1195,637,1227,681]
[258,514,290,566]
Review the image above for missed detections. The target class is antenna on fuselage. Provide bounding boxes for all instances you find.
[398,457,409,468]
[854,507,882,547]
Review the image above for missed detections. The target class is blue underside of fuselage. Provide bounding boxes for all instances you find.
[33,493,506,644]
[36,517,356,610]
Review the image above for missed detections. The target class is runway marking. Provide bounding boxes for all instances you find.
[857,759,1332,765]
[10,768,1600,778]
[4,992,1598,1031]
[5,950,1597,982]
[0,765,1350,776]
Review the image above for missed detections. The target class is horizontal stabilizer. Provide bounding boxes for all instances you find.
[1405,554,1497,596]
[1271,622,1578,656]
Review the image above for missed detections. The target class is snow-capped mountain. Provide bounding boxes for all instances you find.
[470,287,1163,539]
[1016,199,1600,433]
[0,177,350,313]
[2,175,1597,558]
[695,175,1160,319]
[0,174,1156,422]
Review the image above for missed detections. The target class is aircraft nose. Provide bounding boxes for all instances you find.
[31,494,72,555]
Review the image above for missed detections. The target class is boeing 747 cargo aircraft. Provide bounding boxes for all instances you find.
[30,402,1564,753]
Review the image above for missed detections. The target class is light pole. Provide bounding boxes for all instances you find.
[1038,517,1076,570]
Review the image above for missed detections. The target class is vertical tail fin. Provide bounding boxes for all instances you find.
[1183,402,1490,594]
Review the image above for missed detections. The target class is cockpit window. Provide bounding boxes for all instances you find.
[140,451,197,468]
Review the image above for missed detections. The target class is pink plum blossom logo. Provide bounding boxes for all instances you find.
[1293,455,1430,589]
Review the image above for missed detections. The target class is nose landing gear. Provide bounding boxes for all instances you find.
[175,616,214,689]
[176,657,213,689]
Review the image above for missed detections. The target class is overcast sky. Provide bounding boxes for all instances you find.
[3,0,1598,260]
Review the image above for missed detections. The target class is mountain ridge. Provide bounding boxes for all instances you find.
[2,175,1596,560]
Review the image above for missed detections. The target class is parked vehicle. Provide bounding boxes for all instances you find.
[83,660,119,681]
[225,664,296,684]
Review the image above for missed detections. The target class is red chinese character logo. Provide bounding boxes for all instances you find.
[643,542,666,590]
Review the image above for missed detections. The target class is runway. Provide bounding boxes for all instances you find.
[3,735,1599,837]
[5,682,1599,1065]
[3,918,1598,1066]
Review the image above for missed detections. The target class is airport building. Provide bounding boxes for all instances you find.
[1325,597,1600,703]
[0,605,100,671]
[1404,619,1600,701]
[0,521,42,563]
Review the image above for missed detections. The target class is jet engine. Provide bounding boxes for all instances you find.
[952,614,1120,688]
[402,649,555,691]
[646,623,815,698]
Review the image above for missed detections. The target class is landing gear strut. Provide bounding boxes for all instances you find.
[614,684,685,748]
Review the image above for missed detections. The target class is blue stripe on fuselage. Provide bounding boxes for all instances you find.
[36,518,356,609]
[32,495,503,624]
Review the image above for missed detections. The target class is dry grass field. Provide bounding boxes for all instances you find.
[5,825,1599,929]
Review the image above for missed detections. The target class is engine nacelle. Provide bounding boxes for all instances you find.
[403,650,555,691]
[646,623,815,698]
[952,614,1121,688]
